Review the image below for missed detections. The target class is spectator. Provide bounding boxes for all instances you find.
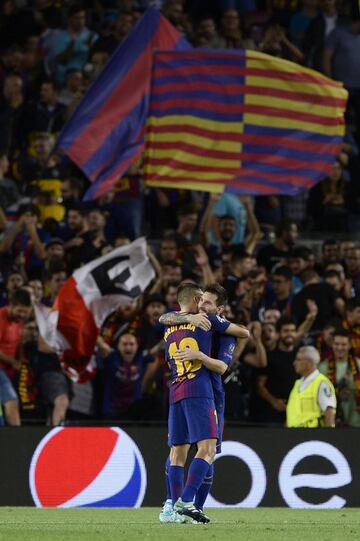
[344,246,360,295]
[289,0,319,50]
[102,333,157,419]
[303,0,339,71]
[269,265,294,314]
[323,6,360,139]
[223,250,254,300]
[48,3,98,85]
[0,268,24,307]
[66,207,109,271]
[60,177,85,208]
[25,78,66,136]
[59,68,84,106]
[43,262,67,307]
[259,23,304,62]
[0,203,49,273]
[320,238,341,270]
[307,160,348,232]
[286,345,336,427]
[0,288,32,426]
[257,219,298,272]
[0,152,20,211]
[256,316,298,425]
[0,73,26,157]
[319,328,360,427]
[261,321,278,351]
[195,15,222,48]
[342,297,360,356]
[291,268,343,330]
[91,12,134,55]
[133,293,166,351]
[218,8,244,48]
[37,336,70,426]
[288,245,314,293]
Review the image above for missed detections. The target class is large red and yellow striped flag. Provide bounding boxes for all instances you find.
[144,50,348,195]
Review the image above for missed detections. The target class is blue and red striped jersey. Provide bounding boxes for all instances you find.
[164,314,230,404]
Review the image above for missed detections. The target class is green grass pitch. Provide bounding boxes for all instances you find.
[0,508,359,541]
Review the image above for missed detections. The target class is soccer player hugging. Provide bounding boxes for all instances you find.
[158,282,249,523]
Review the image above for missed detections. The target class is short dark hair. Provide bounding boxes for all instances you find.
[41,78,59,92]
[322,238,338,251]
[276,315,296,333]
[10,288,31,307]
[333,328,351,340]
[272,266,293,281]
[324,270,341,280]
[290,246,313,261]
[345,297,360,312]
[204,283,228,306]
[299,268,319,284]
[230,249,250,265]
[177,282,202,305]
[275,219,296,238]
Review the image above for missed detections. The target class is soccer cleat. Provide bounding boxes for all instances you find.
[159,499,174,523]
[174,498,210,524]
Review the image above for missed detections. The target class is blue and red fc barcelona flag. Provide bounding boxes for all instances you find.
[56,7,190,200]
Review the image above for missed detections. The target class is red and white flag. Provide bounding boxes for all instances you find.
[34,237,155,382]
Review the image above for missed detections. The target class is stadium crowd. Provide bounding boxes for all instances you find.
[0,0,360,428]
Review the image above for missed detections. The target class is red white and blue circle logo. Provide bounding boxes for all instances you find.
[29,427,147,507]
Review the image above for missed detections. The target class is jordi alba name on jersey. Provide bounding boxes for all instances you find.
[164,314,230,404]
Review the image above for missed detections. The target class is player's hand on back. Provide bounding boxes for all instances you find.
[188,313,211,331]
[173,348,202,362]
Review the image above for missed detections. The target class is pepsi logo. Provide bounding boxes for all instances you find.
[29,427,147,508]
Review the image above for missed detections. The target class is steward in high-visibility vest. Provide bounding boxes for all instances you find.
[286,346,336,428]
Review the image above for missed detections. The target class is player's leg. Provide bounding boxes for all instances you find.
[195,406,223,511]
[174,398,217,523]
[194,463,214,512]
[159,456,173,522]
[167,402,190,507]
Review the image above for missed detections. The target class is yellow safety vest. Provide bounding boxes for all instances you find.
[287,373,336,428]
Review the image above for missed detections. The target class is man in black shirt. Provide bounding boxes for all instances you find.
[291,268,343,331]
[257,219,298,272]
[256,316,298,424]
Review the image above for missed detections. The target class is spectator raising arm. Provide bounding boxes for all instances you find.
[242,321,267,368]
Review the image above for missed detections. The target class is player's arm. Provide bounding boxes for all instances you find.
[173,347,228,375]
[209,315,249,339]
[159,311,211,331]
[224,322,250,339]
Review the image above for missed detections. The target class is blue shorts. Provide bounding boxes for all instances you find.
[168,397,218,446]
[0,369,18,404]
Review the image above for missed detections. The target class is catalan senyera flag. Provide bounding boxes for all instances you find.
[144,50,348,195]
[56,7,190,200]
